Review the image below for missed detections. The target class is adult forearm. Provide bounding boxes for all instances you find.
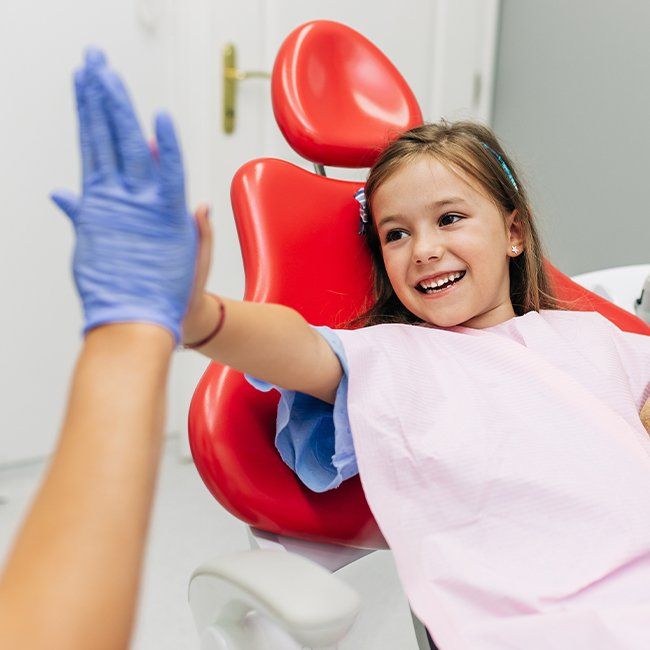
[0,324,173,650]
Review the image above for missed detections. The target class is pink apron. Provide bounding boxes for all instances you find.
[335,310,650,649]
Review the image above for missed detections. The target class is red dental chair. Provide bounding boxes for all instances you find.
[187,20,650,650]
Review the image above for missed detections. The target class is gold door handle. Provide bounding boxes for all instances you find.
[223,43,271,134]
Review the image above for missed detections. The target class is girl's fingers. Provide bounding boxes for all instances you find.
[194,204,212,292]
[148,137,160,163]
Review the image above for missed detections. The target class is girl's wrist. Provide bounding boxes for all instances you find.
[182,293,224,348]
[182,293,216,344]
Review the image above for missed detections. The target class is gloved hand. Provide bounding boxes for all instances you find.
[51,48,197,345]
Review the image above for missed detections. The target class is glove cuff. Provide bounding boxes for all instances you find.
[83,311,181,345]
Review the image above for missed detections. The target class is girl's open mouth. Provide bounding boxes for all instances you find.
[416,270,466,298]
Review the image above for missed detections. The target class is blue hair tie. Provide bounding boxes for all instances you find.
[482,143,518,192]
[354,187,369,235]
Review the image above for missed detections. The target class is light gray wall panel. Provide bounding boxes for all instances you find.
[492,0,650,275]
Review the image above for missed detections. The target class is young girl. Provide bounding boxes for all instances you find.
[183,121,650,649]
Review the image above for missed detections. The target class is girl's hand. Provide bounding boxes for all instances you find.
[51,48,197,345]
[181,204,217,345]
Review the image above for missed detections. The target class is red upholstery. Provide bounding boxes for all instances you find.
[272,21,423,168]
[187,157,650,549]
[189,160,385,548]
[189,23,650,548]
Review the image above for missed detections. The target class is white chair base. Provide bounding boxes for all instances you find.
[189,547,361,649]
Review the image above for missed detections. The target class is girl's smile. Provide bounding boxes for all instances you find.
[372,155,523,329]
[415,269,467,298]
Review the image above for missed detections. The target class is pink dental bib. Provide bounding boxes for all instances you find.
[335,310,650,649]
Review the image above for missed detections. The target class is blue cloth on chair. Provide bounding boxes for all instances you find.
[244,326,358,492]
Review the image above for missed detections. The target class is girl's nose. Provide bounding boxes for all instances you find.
[413,237,444,264]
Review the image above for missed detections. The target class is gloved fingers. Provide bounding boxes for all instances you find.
[85,46,106,68]
[50,189,81,223]
[83,47,117,184]
[94,64,155,185]
[74,68,95,184]
[154,112,187,217]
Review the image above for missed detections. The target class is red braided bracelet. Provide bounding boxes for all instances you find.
[182,294,226,349]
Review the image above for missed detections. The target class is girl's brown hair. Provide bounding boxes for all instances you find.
[344,120,562,328]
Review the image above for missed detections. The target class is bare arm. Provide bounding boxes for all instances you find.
[0,49,192,650]
[0,324,173,650]
[182,214,343,405]
[185,293,342,405]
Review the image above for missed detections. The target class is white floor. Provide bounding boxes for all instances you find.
[0,436,419,649]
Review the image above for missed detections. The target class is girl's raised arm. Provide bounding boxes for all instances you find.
[183,285,343,405]
[181,202,343,406]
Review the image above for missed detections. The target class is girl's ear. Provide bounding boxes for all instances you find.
[507,209,523,250]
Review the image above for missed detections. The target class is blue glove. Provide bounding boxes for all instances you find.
[51,48,197,344]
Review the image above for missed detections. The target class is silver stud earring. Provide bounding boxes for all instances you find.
[511,245,519,254]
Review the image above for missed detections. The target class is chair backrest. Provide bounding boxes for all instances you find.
[188,20,650,551]
[189,158,386,548]
[272,20,423,167]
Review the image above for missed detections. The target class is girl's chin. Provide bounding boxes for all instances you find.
[415,308,470,329]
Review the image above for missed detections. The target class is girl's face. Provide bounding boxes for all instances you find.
[372,155,523,329]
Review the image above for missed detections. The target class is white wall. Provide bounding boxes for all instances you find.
[0,0,175,464]
[1,0,499,465]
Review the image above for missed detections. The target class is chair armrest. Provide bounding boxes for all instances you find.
[571,264,650,315]
[635,274,650,324]
[189,549,360,648]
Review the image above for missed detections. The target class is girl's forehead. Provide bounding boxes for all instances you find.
[373,156,486,210]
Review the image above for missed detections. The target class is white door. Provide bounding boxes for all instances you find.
[168,0,500,451]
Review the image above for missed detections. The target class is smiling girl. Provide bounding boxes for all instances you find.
[202,122,649,648]
[182,119,650,646]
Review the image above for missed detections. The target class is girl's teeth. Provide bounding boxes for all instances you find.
[420,271,465,293]
[419,272,463,291]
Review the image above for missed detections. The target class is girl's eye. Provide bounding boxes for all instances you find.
[384,214,463,243]
[439,213,463,226]
[385,230,407,243]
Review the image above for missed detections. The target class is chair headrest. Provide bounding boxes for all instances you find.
[272,20,423,168]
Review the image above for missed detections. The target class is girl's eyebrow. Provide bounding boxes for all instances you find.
[377,196,468,229]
